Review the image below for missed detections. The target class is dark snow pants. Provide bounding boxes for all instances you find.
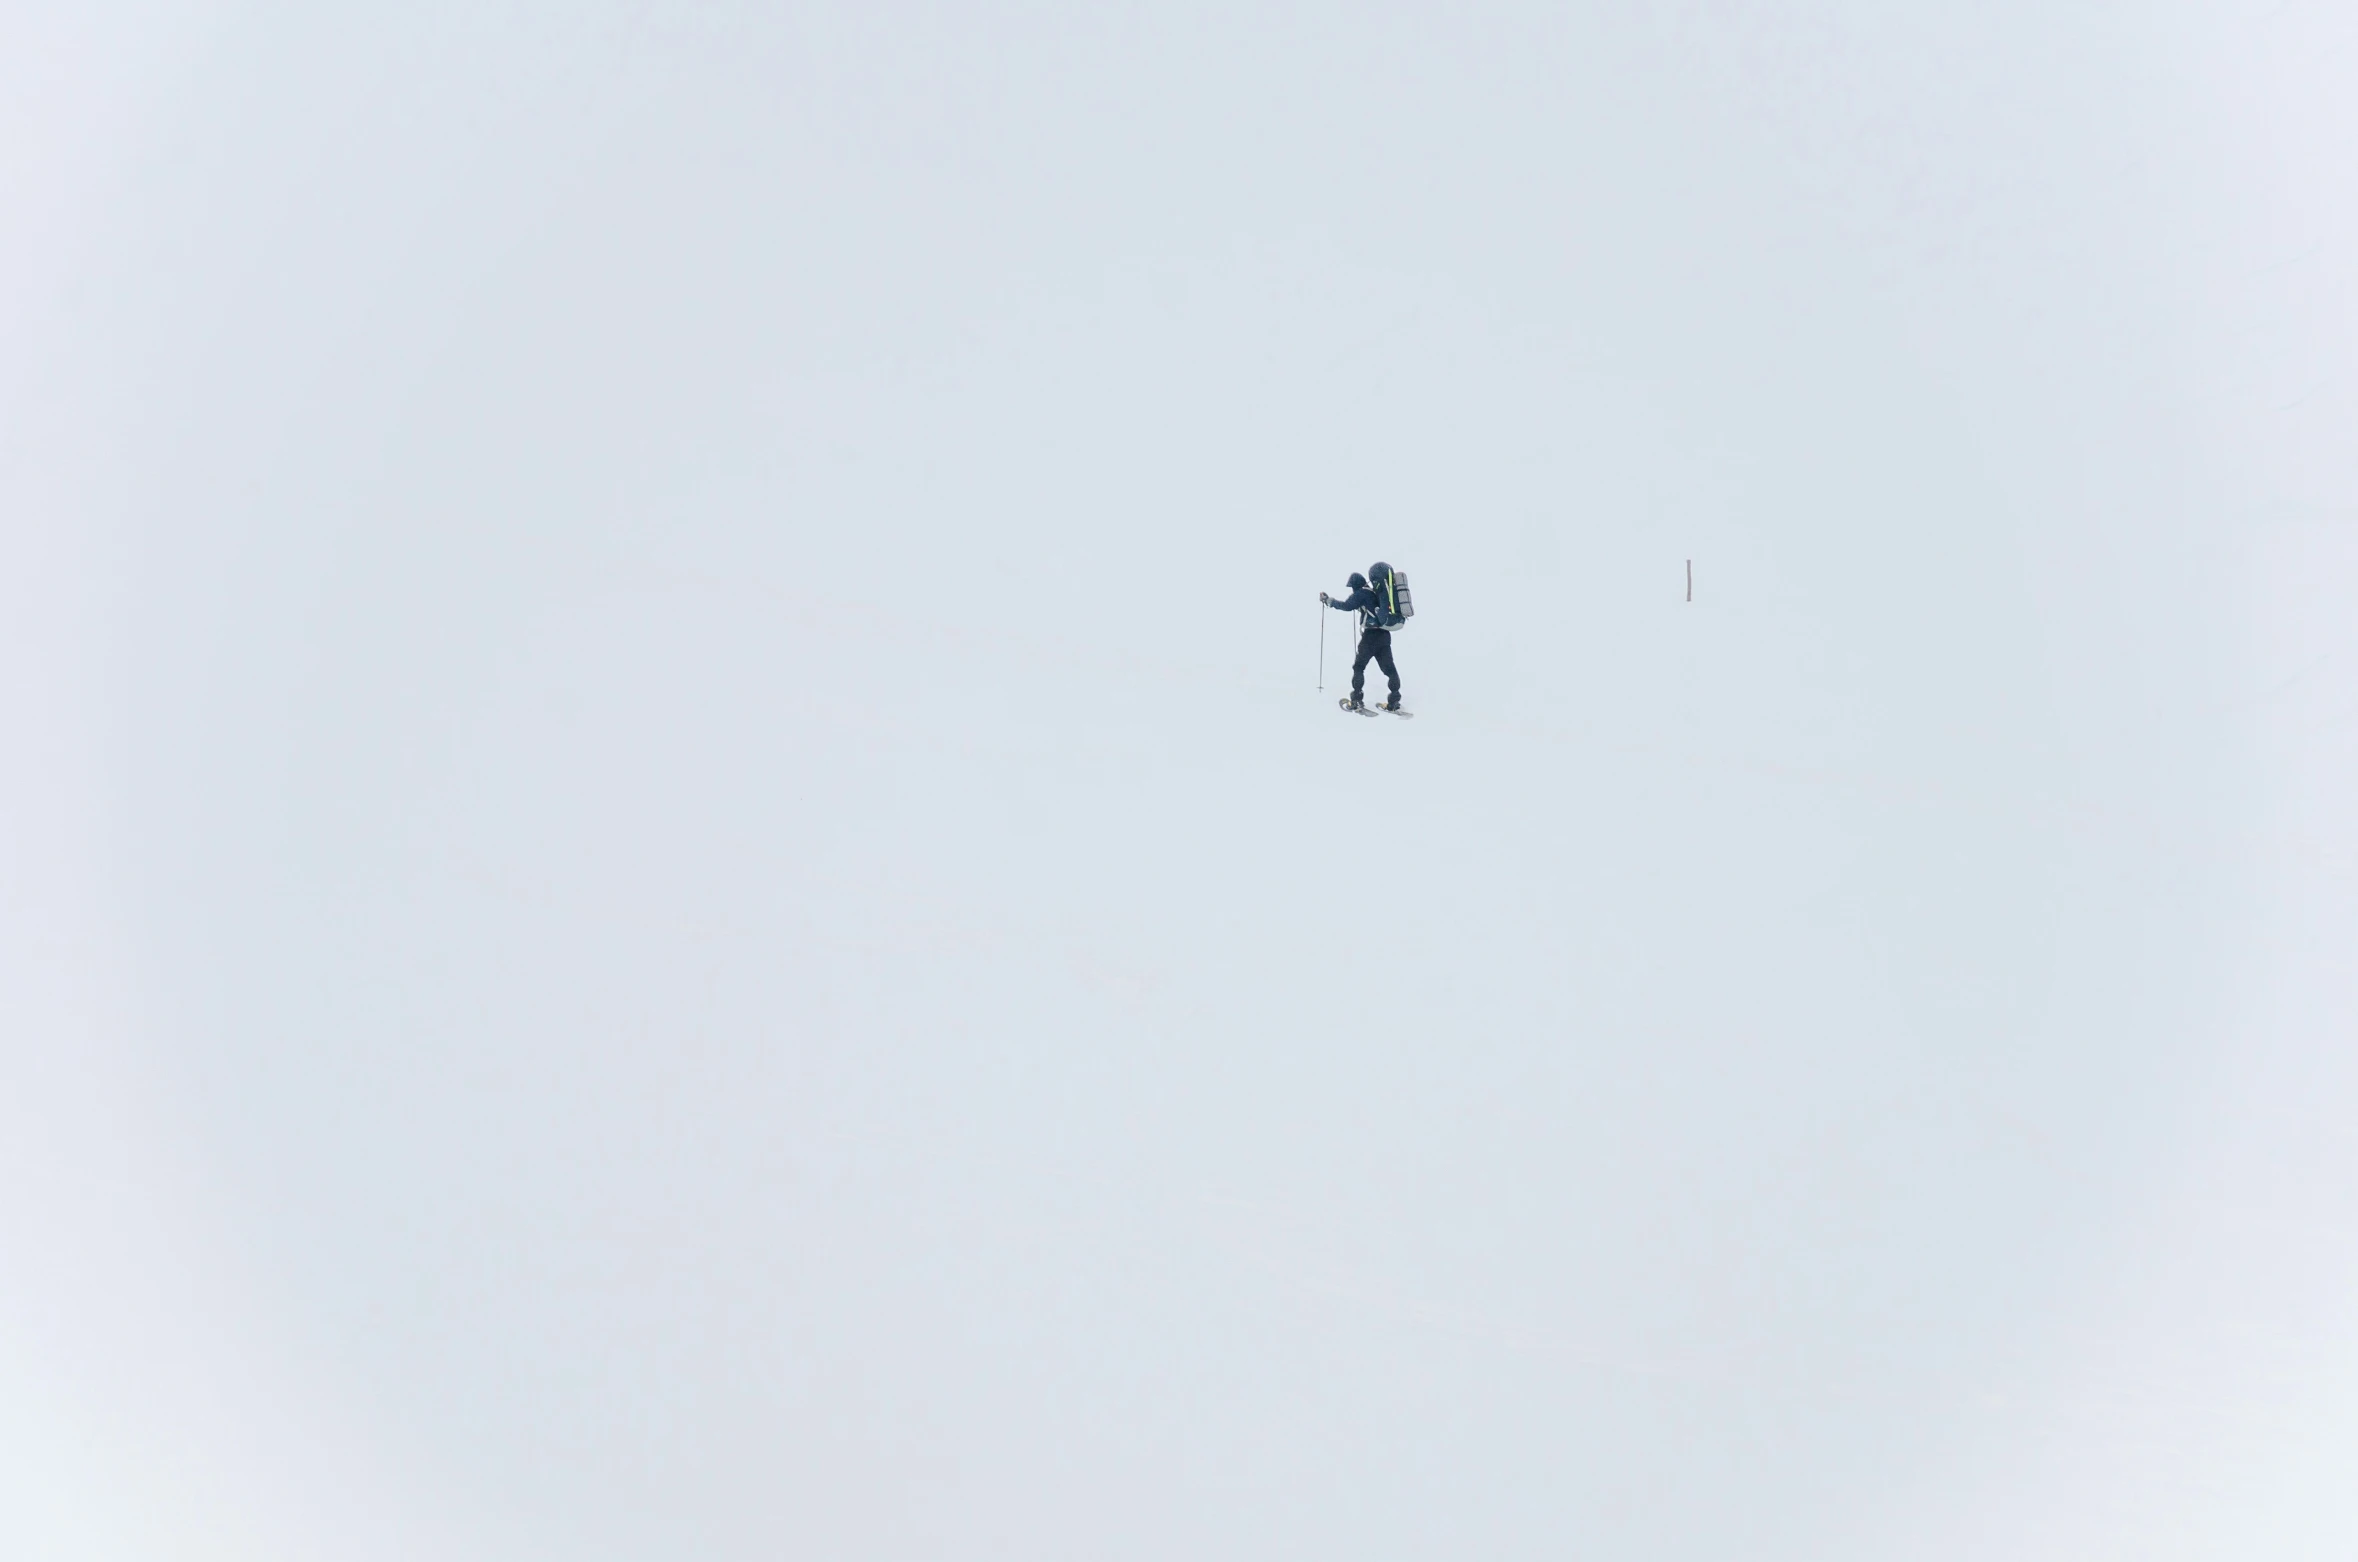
[1352,627,1401,705]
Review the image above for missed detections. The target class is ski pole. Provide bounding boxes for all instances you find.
[1318,600,1325,690]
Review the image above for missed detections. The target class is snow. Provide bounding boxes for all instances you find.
[8,4,2358,1559]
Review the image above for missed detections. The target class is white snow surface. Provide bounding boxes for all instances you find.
[7,4,2358,1559]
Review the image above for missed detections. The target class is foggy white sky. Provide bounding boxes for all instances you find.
[6,3,2358,1558]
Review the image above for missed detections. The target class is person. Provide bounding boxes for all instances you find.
[1320,563,1404,711]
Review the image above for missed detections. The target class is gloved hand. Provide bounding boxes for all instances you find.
[1319,591,1331,604]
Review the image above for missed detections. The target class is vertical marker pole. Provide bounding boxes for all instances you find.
[1687,559,1692,602]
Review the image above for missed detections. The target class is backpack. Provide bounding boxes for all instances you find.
[1371,567,1414,630]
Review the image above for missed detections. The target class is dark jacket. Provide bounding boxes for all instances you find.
[1325,585,1391,634]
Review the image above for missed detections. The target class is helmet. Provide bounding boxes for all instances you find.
[1346,572,1368,590]
[1368,561,1392,585]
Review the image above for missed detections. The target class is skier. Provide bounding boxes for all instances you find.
[1320,563,1405,712]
